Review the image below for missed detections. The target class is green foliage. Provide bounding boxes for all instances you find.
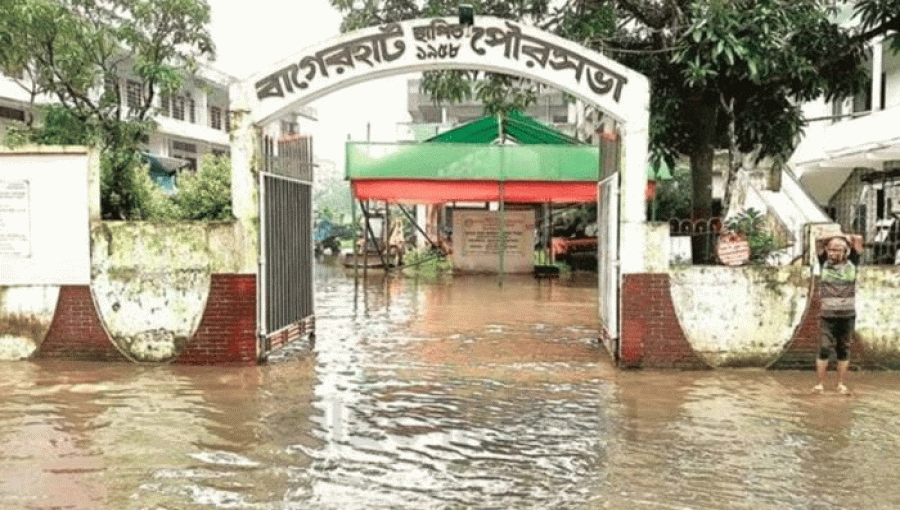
[172,154,233,221]
[420,70,473,106]
[725,208,779,264]
[0,0,214,220]
[474,73,538,117]
[401,246,453,277]
[4,105,95,147]
[650,164,693,221]
[100,150,172,221]
[332,0,897,221]
[98,153,232,221]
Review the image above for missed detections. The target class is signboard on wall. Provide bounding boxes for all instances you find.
[452,209,534,273]
[0,179,31,257]
[0,152,91,285]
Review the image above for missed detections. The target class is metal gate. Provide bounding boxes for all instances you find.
[597,132,621,361]
[259,135,315,356]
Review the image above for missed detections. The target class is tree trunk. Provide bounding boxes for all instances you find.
[688,92,720,221]
[687,92,720,263]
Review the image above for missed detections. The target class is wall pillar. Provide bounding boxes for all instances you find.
[228,82,261,274]
[620,274,710,369]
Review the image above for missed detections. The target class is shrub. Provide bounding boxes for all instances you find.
[172,154,233,221]
[725,208,778,264]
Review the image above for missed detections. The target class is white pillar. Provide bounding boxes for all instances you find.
[618,103,650,275]
[872,36,885,112]
[228,81,260,273]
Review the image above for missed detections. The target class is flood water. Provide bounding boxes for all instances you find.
[2,262,900,509]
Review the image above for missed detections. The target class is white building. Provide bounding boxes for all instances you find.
[791,35,900,263]
[0,60,317,176]
[401,78,579,142]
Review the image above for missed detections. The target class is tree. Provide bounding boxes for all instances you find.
[331,0,564,116]
[330,0,899,222]
[173,154,233,221]
[0,0,215,219]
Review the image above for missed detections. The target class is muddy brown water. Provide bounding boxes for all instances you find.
[1,261,899,509]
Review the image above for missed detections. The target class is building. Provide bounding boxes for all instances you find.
[791,35,900,263]
[402,77,579,142]
[0,60,317,179]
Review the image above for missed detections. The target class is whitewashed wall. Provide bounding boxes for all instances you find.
[669,266,811,367]
[0,148,93,285]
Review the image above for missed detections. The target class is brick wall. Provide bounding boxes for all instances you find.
[175,274,258,365]
[620,273,710,369]
[768,277,882,370]
[37,286,127,361]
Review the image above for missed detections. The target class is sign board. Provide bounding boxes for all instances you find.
[0,180,31,257]
[0,152,90,285]
[717,232,751,266]
[452,209,534,273]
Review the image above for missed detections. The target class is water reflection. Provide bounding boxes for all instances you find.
[0,262,899,509]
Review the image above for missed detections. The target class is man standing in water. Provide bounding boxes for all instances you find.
[814,234,861,395]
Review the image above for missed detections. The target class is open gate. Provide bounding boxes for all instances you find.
[258,135,315,358]
[597,132,621,361]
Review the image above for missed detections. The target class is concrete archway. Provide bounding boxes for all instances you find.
[230,16,650,273]
[228,16,652,360]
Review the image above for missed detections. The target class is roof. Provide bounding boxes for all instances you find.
[425,111,583,145]
[345,113,665,203]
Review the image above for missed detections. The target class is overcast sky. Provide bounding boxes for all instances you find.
[207,0,412,172]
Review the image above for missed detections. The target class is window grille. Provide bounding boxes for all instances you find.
[829,168,900,264]
[172,140,197,153]
[126,80,143,110]
[172,95,186,121]
[0,106,25,122]
[210,106,222,130]
[188,97,196,123]
[159,93,170,117]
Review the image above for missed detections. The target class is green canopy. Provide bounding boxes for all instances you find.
[425,111,582,145]
[347,112,599,182]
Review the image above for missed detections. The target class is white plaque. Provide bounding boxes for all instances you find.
[0,179,31,257]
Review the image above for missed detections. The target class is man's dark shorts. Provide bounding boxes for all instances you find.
[820,317,855,361]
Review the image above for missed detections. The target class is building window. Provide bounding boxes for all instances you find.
[0,106,26,122]
[126,80,143,110]
[209,106,222,130]
[182,157,197,172]
[831,99,843,123]
[225,110,231,132]
[281,120,298,135]
[159,93,170,117]
[172,140,197,153]
[188,97,196,123]
[2,69,24,80]
[172,94,186,121]
[103,76,119,101]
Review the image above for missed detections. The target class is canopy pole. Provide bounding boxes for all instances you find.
[360,200,389,270]
[398,204,443,253]
[361,200,369,282]
[351,190,359,283]
[498,114,506,286]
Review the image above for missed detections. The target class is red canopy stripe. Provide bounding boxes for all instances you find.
[351,179,599,203]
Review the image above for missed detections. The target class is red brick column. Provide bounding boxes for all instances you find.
[620,273,710,369]
[768,277,881,370]
[175,274,258,365]
[37,286,127,361]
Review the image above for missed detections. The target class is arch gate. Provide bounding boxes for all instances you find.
[229,16,650,360]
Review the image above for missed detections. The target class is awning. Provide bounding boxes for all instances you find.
[352,179,599,204]
[141,153,189,194]
[425,111,582,145]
